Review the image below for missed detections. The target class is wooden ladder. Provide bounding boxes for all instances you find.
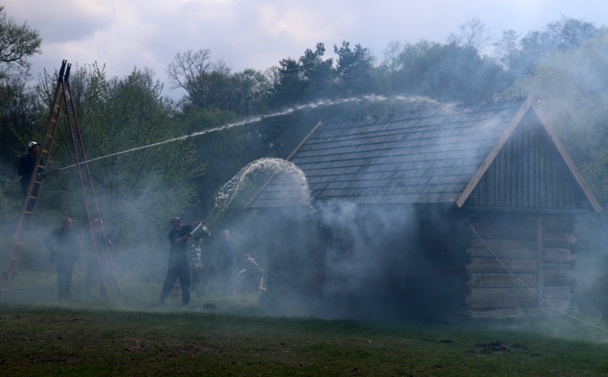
[0,61,68,291]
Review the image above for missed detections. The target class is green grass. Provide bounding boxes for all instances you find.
[1,253,608,376]
[1,300,608,376]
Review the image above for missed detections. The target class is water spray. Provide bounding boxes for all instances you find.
[46,95,436,174]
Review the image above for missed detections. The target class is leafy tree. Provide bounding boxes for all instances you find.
[333,41,376,96]
[168,49,269,117]
[299,43,334,100]
[37,64,199,252]
[386,40,505,104]
[0,5,42,195]
[0,6,41,76]
[269,43,337,108]
[230,68,271,117]
[504,17,599,80]
[180,108,244,217]
[513,31,608,204]
[270,57,307,108]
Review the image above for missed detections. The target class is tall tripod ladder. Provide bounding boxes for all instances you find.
[0,60,122,299]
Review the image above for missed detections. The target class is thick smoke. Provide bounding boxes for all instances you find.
[2,95,608,346]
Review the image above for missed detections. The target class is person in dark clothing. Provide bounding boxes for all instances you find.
[85,218,112,298]
[219,229,237,294]
[17,141,46,228]
[44,217,81,299]
[17,141,45,199]
[158,216,203,306]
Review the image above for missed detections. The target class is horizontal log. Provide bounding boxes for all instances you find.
[542,299,573,312]
[543,271,573,286]
[544,248,574,262]
[468,273,536,288]
[544,262,574,274]
[543,285,573,299]
[466,287,538,309]
[543,216,573,230]
[466,308,544,319]
[543,231,576,248]
[467,257,537,273]
[468,245,537,259]
[468,239,536,251]
[469,223,536,242]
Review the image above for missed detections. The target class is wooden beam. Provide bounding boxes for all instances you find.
[536,216,544,307]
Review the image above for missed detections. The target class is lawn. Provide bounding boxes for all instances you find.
[1,253,608,376]
[1,297,608,376]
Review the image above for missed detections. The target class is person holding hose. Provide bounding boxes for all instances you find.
[157,216,204,306]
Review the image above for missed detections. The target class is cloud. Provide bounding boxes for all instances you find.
[4,0,608,98]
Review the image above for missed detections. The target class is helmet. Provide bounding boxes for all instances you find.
[28,141,39,150]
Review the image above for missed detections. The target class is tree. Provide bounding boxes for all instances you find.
[37,64,199,252]
[448,18,493,54]
[230,68,271,117]
[270,57,307,108]
[512,31,608,204]
[270,43,335,108]
[168,49,269,117]
[388,40,506,104]
[0,5,43,197]
[334,41,376,96]
[299,43,334,100]
[505,17,599,80]
[0,6,41,76]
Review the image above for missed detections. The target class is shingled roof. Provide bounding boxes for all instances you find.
[247,97,601,212]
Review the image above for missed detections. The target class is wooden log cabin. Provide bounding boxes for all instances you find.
[247,97,601,321]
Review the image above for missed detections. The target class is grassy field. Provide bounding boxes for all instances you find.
[2,295,608,376]
[1,253,608,376]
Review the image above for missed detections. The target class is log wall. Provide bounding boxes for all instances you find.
[465,213,575,319]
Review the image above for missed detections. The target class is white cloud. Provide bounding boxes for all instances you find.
[3,0,608,98]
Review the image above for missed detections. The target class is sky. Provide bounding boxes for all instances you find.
[4,0,608,98]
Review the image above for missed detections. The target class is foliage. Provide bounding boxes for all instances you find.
[512,31,608,205]
[333,41,376,96]
[0,6,43,187]
[270,43,335,107]
[502,16,600,81]
[379,40,507,104]
[0,6,41,75]
[35,63,200,253]
[167,49,270,117]
[179,107,245,216]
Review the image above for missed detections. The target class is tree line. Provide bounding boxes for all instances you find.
[1,5,608,252]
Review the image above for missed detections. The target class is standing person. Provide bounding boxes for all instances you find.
[85,218,112,298]
[44,217,81,300]
[188,238,203,297]
[157,216,203,306]
[219,229,237,294]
